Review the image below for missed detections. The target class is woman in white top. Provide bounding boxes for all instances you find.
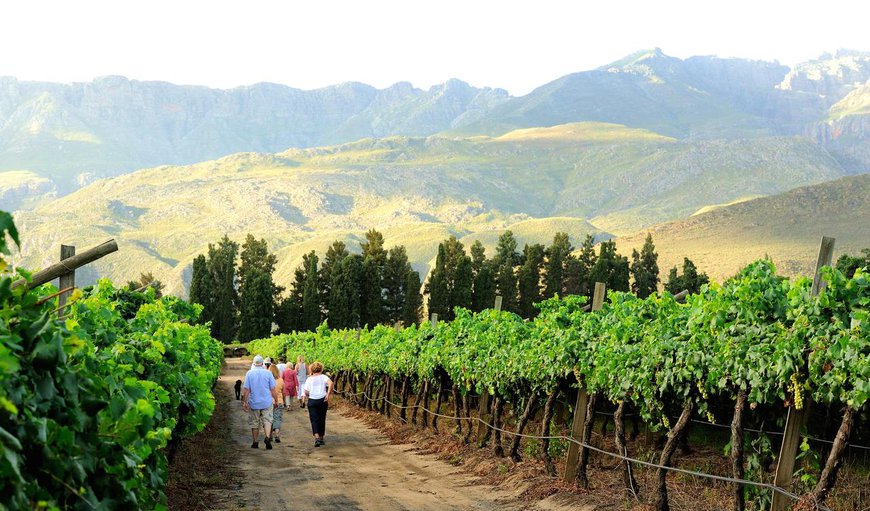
[302,361,333,447]
[296,355,308,408]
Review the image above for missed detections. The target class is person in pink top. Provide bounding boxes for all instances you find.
[282,362,299,410]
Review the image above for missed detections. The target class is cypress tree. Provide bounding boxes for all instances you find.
[360,256,383,327]
[471,260,497,312]
[518,243,546,318]
[360,230,387,327]
[274,295,301,334]
[329,254,363,329]
[361,229,387,262]
[664,267,680,295]
[239,271,274,342]
[665,257,710,295]
[238,235,280,340]
[630,233,660,298]
[425,236,472,320]
[426,244,450,320]
[470,237,496,312]
[494,230,520,267]
[563,255,583,296]
[277,258,308,334]
[402,269,423,326]
[384,246,412,324]
[238,235,277,294]
[588,240,629,293]
[470,241,487,274]
[576,234,598,297]
[189,254,212,322]
[493,231,520,313]
[301,251,321,331]
[452,255,474,312]
[496,261,518,313]
[206,235,239,343]
[543,232,572,298]
[320,241,349,316]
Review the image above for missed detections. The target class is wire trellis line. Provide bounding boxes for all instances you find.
[333,386,829,510]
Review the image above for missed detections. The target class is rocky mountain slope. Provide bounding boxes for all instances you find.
[2,49,870,210]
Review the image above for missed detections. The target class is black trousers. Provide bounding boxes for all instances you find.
[307,398,328,437]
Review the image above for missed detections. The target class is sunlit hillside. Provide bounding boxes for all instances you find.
[616,173,870,283]
[11,122,854,295]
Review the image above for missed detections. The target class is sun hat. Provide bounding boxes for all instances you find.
[253,355,265,366]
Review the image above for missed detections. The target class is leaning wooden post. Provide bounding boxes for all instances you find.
[13,239,118,289]
[476,295,501,443]
[563,282,605,483]
[58,245,75,309]
[771,236,835,511]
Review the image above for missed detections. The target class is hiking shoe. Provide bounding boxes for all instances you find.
[264,437,273,450]
[314,439,323,447]
[251,442,258,449]
[274,437,281,443]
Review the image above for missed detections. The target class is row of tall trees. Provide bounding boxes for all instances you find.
[425,231,707,320]
[189,235,282,343]
[275,230,422,332]
[189,231,423,342]
[189,228,710,342]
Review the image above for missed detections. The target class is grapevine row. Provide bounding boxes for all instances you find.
[250,260,868,510]
[1,236,223,511]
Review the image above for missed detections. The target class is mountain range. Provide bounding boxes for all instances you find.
[4,49,870,294]
[3,49,870,209]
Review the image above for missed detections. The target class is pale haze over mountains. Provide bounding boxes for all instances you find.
[3,49,870,294]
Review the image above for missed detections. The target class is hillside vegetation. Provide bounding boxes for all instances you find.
[11,122,855,295]
[616,173,870,282]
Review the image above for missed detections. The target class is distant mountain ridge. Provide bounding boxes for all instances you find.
[0,76,509,205]
[2,49,870,210]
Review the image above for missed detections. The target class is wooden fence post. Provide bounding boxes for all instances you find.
[563,282,605,482]
[58,245,75,309]
[771,236,835,511]
[13,239,118,290]
[430,313,438,327]
[476,295,502,442]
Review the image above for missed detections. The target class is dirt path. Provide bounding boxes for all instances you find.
[216,358,533,511]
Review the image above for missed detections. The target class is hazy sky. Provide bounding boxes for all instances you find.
[2,0,868,95]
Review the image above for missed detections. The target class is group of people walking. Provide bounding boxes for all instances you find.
[240,354,333,449]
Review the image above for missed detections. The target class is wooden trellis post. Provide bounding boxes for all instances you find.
[563,282,605,482]
[771,236,835,511]
[12,239,118,290]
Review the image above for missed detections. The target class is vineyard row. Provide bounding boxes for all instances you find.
[249,259,869,511]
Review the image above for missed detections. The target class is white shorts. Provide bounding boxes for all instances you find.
[297,382,306,399]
